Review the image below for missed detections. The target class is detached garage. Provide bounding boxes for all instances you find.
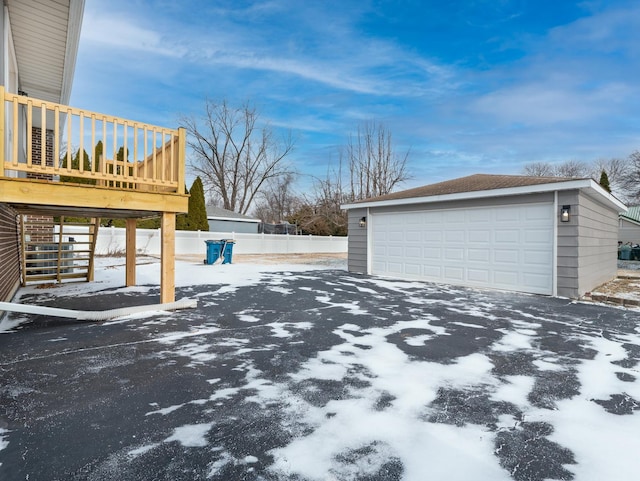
[342,174,626,298]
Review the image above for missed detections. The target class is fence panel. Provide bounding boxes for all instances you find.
[60,227,348,257]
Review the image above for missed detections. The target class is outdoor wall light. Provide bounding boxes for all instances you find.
[561,205,571,222]
[359,216,367,228]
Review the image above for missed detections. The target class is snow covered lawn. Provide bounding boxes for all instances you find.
[1,257,639,480]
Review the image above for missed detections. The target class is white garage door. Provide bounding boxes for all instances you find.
[371,203,554,295]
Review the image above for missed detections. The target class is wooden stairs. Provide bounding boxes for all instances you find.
[20,216,100,286]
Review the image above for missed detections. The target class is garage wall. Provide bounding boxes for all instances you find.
[557,190,579,298]
[576,191,618,296]
[0,203,21,302]
[347,208,368,273]
[369,192,554,215]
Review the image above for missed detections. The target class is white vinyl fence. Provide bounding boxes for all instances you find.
[59,227,348,257]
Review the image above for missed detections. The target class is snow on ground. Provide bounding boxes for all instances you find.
[1,256,640,480]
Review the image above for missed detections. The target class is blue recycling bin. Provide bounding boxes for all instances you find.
[619,245,632,260]
[204,240,235,265]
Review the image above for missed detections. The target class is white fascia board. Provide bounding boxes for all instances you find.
[60,0,85,104]
[342,178,628,212]
[620,216,640,226]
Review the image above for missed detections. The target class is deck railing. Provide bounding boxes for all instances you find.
[0,86,185,194]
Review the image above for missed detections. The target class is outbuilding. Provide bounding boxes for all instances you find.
[342,174,627,298]
[619,206,640,244]
[206,206,261,234]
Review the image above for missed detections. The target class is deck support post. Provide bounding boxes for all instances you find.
[125,218,137,287]
[160,212,176,303]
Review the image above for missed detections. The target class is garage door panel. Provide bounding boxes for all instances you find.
[447,210,466,223]
[424,231,442,242]
[445,248,464,261]
[494,270,519,285]
[523,250,552,266]
[468,248,490,262]
[423,247,441,259]
[423,265,442,277]
[494,249,519,264]
[469,230,491,243]
[496,209,520,222]
[371,203,553,295]
[468,269,490,282]
[445,230,465,242]
[524,228,553,243]
[387,262,403,274]
[495,230,520,243]
[444,266,464,281]
[405,263,422,276]
[406,230,422,242]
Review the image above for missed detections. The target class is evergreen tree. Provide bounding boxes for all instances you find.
[176,184,189,230]
[185,177,209,231]
[599,170,611,193]
[60,148,96,185]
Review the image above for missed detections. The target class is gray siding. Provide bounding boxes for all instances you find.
[557,190,580,298]
[619,218,640,244]
[347,208,368,273]
[557,189,619,298]
[0,203,20,303]
[576,191,618,296]
[369,192,554,215]
[208,219,259,234]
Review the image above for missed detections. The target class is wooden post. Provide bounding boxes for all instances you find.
[160,212,176,303]
[125,218,137,287]
[177,127,186,195]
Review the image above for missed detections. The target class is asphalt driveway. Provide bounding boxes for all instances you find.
[1,265,639,480]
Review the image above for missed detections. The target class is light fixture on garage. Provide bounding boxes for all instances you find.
[561,205,571,222]
[359,216,367,228]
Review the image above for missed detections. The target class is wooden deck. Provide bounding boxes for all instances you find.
[0,87,189,302]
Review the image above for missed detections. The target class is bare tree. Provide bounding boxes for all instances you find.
[621,151,640,203]
[591,157,630,200]
[554,160,590,178]
[522,162,555,177]
[183,100,294,215]
[251,172,298,223]
[346,121,410,201]
[522,159,590,178]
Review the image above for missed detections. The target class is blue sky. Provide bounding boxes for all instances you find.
[70,0,640,190]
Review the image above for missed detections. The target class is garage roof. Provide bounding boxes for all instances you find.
[342,173,627,212]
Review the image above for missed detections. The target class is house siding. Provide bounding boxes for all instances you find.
[576,191,618,296]
[347,208,368,273]
[0,203,21,302]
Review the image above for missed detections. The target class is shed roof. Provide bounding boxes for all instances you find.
[620,206,640,224]
[206,206,261,223]
[341,173,627,212]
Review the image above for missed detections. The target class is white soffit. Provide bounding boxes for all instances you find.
[6,0,84,104]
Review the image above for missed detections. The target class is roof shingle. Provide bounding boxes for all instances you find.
[354,173,584,203]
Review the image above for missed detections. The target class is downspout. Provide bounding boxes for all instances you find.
[553,191,558,297]
[0,297,197,322]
